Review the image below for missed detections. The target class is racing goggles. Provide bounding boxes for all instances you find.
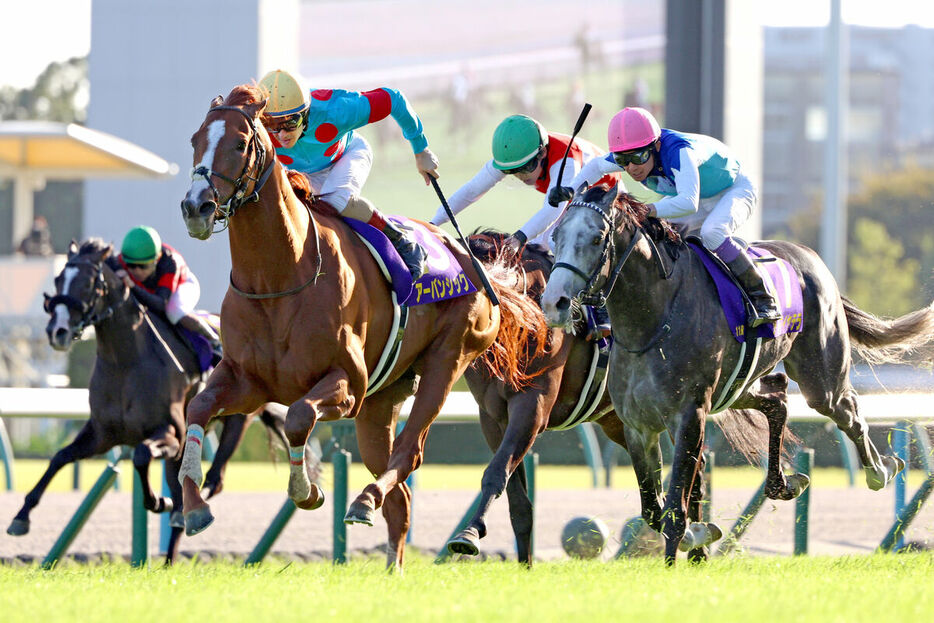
[503,153,542,176]
[612,146,653,167]
[263,113,304,134]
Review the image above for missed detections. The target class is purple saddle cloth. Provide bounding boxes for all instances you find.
[688,242,804,343]
[344,216,478,306]
[177,311,219,373]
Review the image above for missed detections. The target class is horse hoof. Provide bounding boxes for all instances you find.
[184,505,215,536]
[6,519,29,536]
[344,501,375,526]
[678,522,723,552]
[169,511,185,529]
[294,484,325,510]
[786,474,810,498]
[447,528,481,556]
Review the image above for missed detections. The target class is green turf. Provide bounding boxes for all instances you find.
[2,553,933,622]
[8,460,927,494]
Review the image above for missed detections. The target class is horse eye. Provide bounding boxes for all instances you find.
[236,140,247,152]
[591,235,602,245]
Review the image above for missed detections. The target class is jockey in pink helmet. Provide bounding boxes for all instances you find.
[550,107,781,327]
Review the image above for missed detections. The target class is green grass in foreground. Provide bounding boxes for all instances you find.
[9,460,929,494]
[2,553,933,623]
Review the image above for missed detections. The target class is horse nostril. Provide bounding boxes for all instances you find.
[198,200,217,218]
[556,297,570,312]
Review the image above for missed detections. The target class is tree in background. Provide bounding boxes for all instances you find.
[0,56,88,122]
[847,165,934,313]
[0,57,88,254]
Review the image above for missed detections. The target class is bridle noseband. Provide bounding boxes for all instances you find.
[190,105,275,230]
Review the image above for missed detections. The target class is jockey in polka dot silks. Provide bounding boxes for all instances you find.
[258,69,439,280]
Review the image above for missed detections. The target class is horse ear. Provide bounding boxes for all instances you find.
[67,240,79,259]
[601,182,620,209]
[209,95,224,109]
[102,244,113,260]
[244,98,267,120]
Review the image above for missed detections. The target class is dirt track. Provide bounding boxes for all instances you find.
[3,484,933,564]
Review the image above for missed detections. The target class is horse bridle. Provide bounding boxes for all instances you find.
[190,105,275,230]
[552,199,646,308]
[45,259,117,340]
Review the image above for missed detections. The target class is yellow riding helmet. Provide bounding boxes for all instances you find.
[258,70,308,117]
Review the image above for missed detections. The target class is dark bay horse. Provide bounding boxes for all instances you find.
[542,184,934,564]
[5,239,288,564]
[178,85,545,570]
[445,232,628,565]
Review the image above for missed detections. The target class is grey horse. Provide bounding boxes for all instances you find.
[6,238,290,564]
[541,185,934,564]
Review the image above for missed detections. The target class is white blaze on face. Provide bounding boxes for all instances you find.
[541,214,593,322]
[188,119,226,196]
[48,265,79,335]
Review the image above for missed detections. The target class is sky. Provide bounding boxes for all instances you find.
[4,0,934,91]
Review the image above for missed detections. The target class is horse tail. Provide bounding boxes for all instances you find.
[472,249,550,390]
[842,296,934,365]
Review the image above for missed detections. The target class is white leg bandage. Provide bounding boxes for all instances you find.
[287,445,311,502]
[178,424,205,487]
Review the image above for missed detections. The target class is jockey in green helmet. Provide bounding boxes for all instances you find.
[430,114,620,340]
[111,226,222,361]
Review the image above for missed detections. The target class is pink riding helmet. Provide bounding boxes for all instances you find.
[607,107,661,152]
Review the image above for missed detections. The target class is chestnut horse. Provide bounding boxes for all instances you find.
[542,185,934,564]
[178,85,545,569]
[445,231,628,565]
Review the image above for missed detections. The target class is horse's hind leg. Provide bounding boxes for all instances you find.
[351,378,415,571]
[785,358,903,490]
[623,427,664,533]
[736,373,810,500]
[7,421,108,536]
[162,457,184,565]
[133,425,181,514]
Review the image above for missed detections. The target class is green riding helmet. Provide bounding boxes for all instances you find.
[121,225,162,264]
[491,115,548,170]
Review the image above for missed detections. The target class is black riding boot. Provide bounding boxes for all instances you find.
[726,253,782,327]
[383,220,428,281]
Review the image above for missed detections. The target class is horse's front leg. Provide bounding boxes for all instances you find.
[180,360,261,536]
[285,368,356,510]
[662,406,722,565]
[623,427,664,532]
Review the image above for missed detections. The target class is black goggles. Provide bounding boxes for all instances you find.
[263,113,303,134]
[503,153,542,176]
[125,262,153,270]
[612,146,653,167]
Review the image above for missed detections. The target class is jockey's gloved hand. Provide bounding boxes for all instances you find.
[503,231,527,257]
[415,148,440,185]
[548,185,574,207]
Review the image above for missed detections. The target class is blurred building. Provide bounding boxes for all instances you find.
[761,25,934,235]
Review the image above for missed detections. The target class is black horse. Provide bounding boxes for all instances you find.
[443,231,628,565]
[542,185,934,564]
[5,238,290,564]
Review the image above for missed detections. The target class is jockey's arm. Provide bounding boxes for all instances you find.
[430,161,504,226]
[517,157,582,242]
[650,147,701,219]
[567,155,620,196]
[129,284,169,315]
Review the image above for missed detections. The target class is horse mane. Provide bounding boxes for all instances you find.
[79,237,112,258]
[224,83,266,108]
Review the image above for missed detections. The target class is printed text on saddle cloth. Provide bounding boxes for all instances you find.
[345,216,478,306]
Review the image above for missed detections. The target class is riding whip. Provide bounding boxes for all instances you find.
[429,176,500,306]
[555,102,592,190]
